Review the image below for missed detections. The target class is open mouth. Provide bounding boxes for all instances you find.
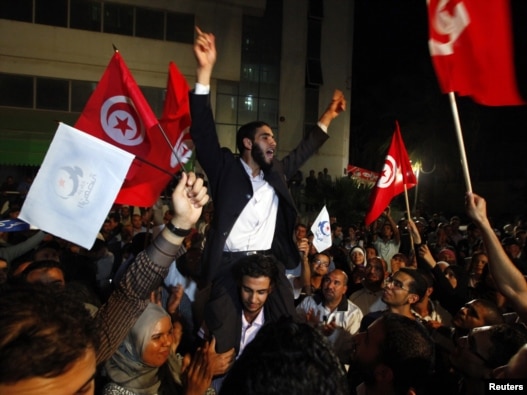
[266,148,274,158]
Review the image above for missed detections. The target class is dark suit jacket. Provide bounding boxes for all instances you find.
[189,92,329,281]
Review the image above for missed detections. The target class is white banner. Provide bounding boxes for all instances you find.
[20,123,134,249]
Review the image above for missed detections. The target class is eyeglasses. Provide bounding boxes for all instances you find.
[314,259,330,268]
[384,275,411,292]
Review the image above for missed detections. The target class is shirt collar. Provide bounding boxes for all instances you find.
[240,157,264,181]
[314,293,349,311]
[242,307,266,329]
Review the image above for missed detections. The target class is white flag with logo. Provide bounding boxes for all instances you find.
[19,123,134,249]
[310,205,332,253]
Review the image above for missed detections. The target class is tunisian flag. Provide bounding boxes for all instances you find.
[364,123,417,227]
[116,61,192,205]
[75,52,190,206]
[427,0,527,106]
[159,62,193,174]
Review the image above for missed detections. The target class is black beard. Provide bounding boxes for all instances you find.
[251,143,273,171]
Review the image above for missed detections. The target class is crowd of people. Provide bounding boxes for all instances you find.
[1,27,527,395]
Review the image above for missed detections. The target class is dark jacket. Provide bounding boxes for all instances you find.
[190,92,329,281]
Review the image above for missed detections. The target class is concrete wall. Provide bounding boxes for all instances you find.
[279,0,353,181]
[0,0,354,184]
[0,0,251,87]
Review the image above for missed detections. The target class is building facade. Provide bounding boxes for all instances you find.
[0,0,353,184]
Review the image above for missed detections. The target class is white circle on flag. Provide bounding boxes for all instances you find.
[428,0,470,56]
[170,127,193,168]
[377,155,396,189]
[101,95,145,146]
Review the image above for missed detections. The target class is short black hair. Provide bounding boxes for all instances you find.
[235,121,270,154]
[0,283,98,383]
[219,317,349,394]
[473,298,504,326]
[233,253,279,286]
[397,267,428,300]
[379,313,435,394]
[107,212,121,223]
[19,259,65,285]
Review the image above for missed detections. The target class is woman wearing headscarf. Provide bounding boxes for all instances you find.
[347,246,368,295]
[103,298,230,395]
[103,302,188,395]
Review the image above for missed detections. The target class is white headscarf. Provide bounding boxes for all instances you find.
[105,303,171,395]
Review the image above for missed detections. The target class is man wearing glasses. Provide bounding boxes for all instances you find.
[359,267,428,332]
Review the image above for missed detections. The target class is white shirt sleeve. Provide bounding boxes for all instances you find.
[195,83,210,95]
[317,121,328,134]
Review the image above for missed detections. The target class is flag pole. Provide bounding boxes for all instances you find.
[154,123,184,171]
[403,184,414,248]
[112,42,179,169]
[134,154,179,178]
[448,92,472,193]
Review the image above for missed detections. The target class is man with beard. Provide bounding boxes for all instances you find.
[349,256,388,315]
[296,269,363,363]
[348,313,435,395]
[191,27,346,353]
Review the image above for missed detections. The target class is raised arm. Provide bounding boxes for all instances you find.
[385,207,400,244]
[318,89,346,129]
[291,238,311,291]
[96,172,209,364]
[465,192,527,322]
[193,26,216,87]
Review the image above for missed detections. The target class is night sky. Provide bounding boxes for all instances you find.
[346,0,527,219]
[349,0,527,187]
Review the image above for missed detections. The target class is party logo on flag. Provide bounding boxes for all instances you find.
[314,220,331,240]
[53,165,97,210]
[310,206,332,253]
[20,123,134,249]
[100,95,145,146]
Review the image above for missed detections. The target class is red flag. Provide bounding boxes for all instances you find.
[74,51,160,206]
[75,51,158,152]
[347,165,379,184]
[364,122,417,226]
[427,0,526,106]
[116,62,191,206]
[75,52,191,206]
[159,62,193,173]
[115,62,192,205]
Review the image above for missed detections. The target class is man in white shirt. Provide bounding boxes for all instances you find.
[372,208,401,273]
[191,27,346,353]
[296,269,363,363]
[204,253,278,392]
